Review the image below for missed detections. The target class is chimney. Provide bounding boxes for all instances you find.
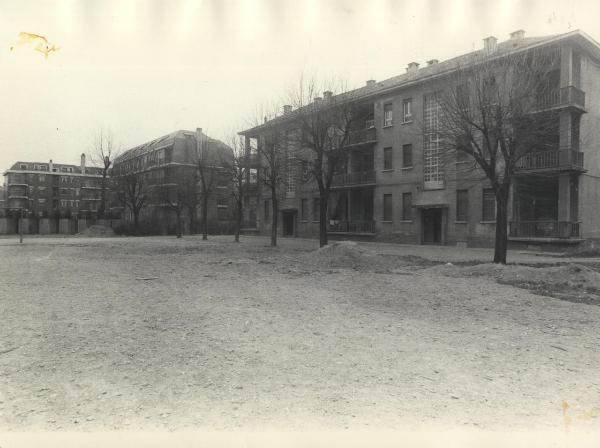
[406,62,420,73]
[323,91,333,101]
[49,159,53,172]
[510,29,525,40]
[283,104,292,115]
[426,59,439,66]
[483,36,498,54]
[366,79,376,87]
[80,153,86,174]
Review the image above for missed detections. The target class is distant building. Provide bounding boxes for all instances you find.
[111,129,234,235]
[2,155,105,217]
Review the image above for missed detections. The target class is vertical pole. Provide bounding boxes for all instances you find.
[19,209,23,244]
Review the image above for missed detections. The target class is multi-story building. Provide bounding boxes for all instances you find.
[1,156,106,233]
[111,128,234,235]
[240,29,600,249]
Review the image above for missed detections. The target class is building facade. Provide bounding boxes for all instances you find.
[1,156,106,234]
[111,129,234,235]
[240,30,600,249]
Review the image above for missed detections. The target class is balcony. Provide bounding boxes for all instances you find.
[535,86,586,111]
[346,128,377,147]
[241,153,260,167]
[509,221,580,239]
[328,220,375,234]
[332,170,376,188]
[514,148,584,173]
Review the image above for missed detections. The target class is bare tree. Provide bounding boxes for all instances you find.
[90,129,120,218]
[157,167,197,238]
[117,172,148,234]
[287,76,368,247]
[194,132,223,240]
[222,134,247,243]
[256,128,287,247]
[433,47,562,263]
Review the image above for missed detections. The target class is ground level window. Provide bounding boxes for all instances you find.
[313,198,320,222]
[402,192,412,221]
[456,189,468,222]
[383,194,393,222]
[301,199,308,221]
[482,188,496,221]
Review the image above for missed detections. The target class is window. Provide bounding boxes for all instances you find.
[365,114,375,129]
[38,198,46,204]
[383,147,393,170]
[264,200,270,220]
[20,164,27,170]
[402,144,413,168]
[383,194,393,222]
[482,188,496,221]
[217,197,228,208]
[383,103,393,127]
[402,98,413,122]
[313,198,320,222]
[423,93,444,189]
[301,199,308,221]
[456,190,468,222]
[402,192,412,221]
[39,174,46,182]
[456,84,469,111]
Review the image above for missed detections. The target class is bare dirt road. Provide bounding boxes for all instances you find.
[0,236,598,433]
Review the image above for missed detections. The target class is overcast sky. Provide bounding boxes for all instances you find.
[1,0,599,172]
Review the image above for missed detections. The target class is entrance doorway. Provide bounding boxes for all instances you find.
[422,208,443,244]
[282,210,296,236]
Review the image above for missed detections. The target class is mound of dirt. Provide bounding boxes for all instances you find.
[77,225,116,237]
[304,241,397,271]
[425,262,600,301]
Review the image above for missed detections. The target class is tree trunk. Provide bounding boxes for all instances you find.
[189,207,196,235]
[234,198,242,243]
[133,210,140,235]
[270,189,278,247]
[99,172,107,217]
[202,195,208,240]
[176,209,182,238]
[319,190,329,247]
[493,184,510,264]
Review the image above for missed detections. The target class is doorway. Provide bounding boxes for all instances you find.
[282,210,296,236]
[422,208,443,244]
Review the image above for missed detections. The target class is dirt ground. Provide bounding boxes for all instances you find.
[0,235,599,433]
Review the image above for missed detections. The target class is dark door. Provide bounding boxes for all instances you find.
[282,211,295,236]
[422,208,442,244]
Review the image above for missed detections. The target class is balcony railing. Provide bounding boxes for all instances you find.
[535,86,586,110]
[346,128,377,146]
[509,220,580,239]
[241,153,260,167]
[328,220,375,234]
[515,148,584,172]
[332,170,376,187]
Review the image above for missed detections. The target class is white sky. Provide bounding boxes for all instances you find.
[1,0,598,171]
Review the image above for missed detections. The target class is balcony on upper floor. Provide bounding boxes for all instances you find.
[345,128,377,148]
[534,86,586,112]
[514,146,585,174]
[331,170,376,188]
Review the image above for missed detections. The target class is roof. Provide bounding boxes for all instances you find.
[114,129,234,168]
[241,29,600,136]
[4,161,103,176]
[114,129,232,164]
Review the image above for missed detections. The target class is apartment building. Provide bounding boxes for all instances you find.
[240,29,600,249]
[1,156,105,234]
[111,129,234,235]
